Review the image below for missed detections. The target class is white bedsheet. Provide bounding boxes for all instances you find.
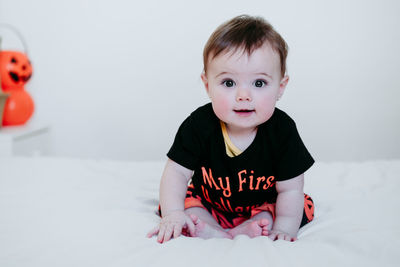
[0,157,399,267]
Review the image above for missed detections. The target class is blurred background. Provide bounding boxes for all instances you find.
[0,0,399,162]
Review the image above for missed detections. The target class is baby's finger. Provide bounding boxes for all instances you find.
[268,233,277,241]
[147,227,159,238]
[173,224,182,239]
[186,214,198,237]
[186,219,198,236]
[163,224,174,243]
[276,233,289,241]
[157,225,166,243]
[291,237,298,242]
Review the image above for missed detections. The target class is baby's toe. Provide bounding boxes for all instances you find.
[259,218,269,227]
[189,214,199,225]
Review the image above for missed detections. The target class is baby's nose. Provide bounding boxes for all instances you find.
[236,88,252,101]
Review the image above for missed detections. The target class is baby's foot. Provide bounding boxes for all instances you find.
[228,218,270,238]
[188,214,232,239]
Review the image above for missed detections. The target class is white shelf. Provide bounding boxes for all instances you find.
[0,123,51,157]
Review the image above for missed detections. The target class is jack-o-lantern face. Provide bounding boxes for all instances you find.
[0,50,33,91]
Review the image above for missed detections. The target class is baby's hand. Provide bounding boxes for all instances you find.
[147,210,195,243]
[268,229,297,242]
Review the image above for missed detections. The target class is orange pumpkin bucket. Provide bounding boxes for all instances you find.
[0,25,34,126]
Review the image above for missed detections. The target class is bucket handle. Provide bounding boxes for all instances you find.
[0,23,29,54]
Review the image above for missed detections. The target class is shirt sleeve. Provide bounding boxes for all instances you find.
[167,115,203,170]
[275,117,314,181]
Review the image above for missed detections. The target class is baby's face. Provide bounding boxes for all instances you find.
[202,43,288,134]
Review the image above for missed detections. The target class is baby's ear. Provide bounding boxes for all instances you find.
[201,72,210,92]
[279,75,289,94]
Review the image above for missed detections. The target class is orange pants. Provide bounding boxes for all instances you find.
[159,184,314,229]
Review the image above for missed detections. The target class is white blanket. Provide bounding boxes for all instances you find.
[0,157,399,267]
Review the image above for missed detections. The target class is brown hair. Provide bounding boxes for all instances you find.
[203,15,288,77]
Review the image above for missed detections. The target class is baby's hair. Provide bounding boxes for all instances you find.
[203,15,288,77]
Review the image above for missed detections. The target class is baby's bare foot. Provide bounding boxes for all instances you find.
[188,215,232,239]
[228,218,270,238]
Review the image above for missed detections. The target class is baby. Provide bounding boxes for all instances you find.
[147,15,314,243]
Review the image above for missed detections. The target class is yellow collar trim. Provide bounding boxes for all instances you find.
[220,121,242,157]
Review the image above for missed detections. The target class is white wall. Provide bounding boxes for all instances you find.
[1,0,399,162]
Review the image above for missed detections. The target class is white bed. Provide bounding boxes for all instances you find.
[0,157,399,267]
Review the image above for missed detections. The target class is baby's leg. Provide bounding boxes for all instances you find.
[185,207,232,239]
[228,211,273,238]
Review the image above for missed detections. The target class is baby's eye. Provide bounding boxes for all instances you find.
[222,79,236,88]
[254,80,267,88]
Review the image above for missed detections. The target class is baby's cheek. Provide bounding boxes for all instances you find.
[211,97,231,120]
[258,99,277,121]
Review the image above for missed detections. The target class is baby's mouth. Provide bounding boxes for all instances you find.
[234,109,255,114]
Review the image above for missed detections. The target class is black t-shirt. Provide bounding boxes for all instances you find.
[167,103,314,215]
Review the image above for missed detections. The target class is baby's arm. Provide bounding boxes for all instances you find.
[147,159,195,243]
[269,174,304,241]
